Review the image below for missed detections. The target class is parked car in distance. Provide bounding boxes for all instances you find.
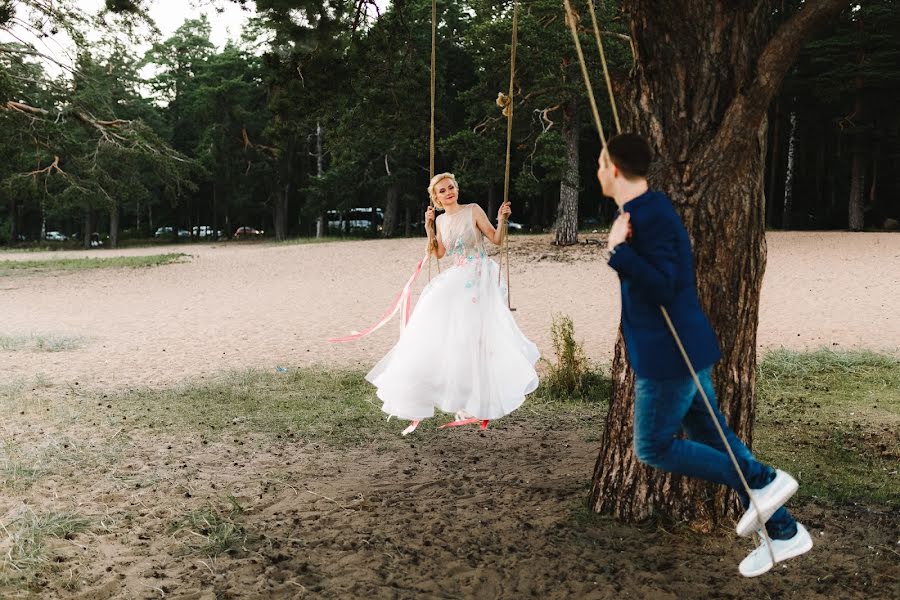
[234,226,263,238]
[45,231,67,241]
[327,208,384,233]
[192,225,222,238]
[154,226,191,238]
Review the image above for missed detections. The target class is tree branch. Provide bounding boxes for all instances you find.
[242,126,279,156]
[713,0,851,158]
[21,155,65,178]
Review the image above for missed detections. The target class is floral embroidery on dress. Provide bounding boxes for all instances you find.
[438,204,488,277]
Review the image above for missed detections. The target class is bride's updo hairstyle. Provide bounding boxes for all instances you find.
[427,172,458,211]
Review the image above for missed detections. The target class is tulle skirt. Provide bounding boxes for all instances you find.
[366,256,539,421]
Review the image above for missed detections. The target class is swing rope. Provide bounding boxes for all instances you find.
[497,0,519,311]
[427,0,440,279]
[562,0,778,567]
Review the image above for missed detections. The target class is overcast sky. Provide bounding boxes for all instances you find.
[2,0,256,75]
[3,1,394,78]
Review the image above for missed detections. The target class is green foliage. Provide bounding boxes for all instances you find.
[541,313,609,402]
[5,0,891,241]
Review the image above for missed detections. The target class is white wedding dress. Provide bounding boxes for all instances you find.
[366,203,540,422]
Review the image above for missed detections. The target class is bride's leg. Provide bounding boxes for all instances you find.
[401,420,420,436]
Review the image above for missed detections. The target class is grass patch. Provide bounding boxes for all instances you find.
[170,499,247,556]
[0,510,90,572]
[0,333,84,352]
[0,253,189,276]
[113,361,612,446]
[0,460,45,491]
[273,235,370,246]
[754,348,900,507]
[118,368,397,446]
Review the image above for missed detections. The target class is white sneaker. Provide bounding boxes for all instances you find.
[736,469,799,537]
[739,523,813,578]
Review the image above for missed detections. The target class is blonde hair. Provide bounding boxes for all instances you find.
[427,172,458,210]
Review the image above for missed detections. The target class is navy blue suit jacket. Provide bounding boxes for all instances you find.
[607,190,721,379]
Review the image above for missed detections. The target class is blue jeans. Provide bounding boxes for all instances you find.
[634,367,797,540]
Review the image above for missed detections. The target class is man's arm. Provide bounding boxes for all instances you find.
[608,215,678,305]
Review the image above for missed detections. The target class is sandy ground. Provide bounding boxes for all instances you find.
[1,234,898,598]
[2,232,898,390]
[1,406,897,599]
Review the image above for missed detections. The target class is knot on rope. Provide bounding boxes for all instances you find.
[496,92,512,117]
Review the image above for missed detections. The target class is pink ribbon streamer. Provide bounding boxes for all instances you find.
[328,254,428,343]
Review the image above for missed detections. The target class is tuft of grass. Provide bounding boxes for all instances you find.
[755,348,900,507]
[0,253,189,276]
[0,461,45,491]
[0,510,90,571]
[0,334,84,352]
[170,500,247,556]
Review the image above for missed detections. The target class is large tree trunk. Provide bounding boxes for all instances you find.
[847,83,868,231]
[275,141,295,241]
[383,181,400,238]
[83,209,96,250]
[109,203,119,249]
[554,100,579,245]
[275,184,290,240]
[590,0,850,528]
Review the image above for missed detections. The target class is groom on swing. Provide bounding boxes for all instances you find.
[597,132,813,577]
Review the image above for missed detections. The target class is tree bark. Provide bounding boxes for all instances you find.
[781,111,798,229]
[109,203,119,249]
[275,140,295,241]
[591,0,850,528]
[554,100,579,245]
[274,184,289,240]
[83,209,96,250]
[383,181,400,238]
[848,82,868,231]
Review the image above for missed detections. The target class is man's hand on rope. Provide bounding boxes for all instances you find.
[608,212,632,250]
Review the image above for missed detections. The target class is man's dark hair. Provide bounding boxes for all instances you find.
[606,133,652,179]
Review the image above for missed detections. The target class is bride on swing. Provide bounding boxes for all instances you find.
[366,172,540,435]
